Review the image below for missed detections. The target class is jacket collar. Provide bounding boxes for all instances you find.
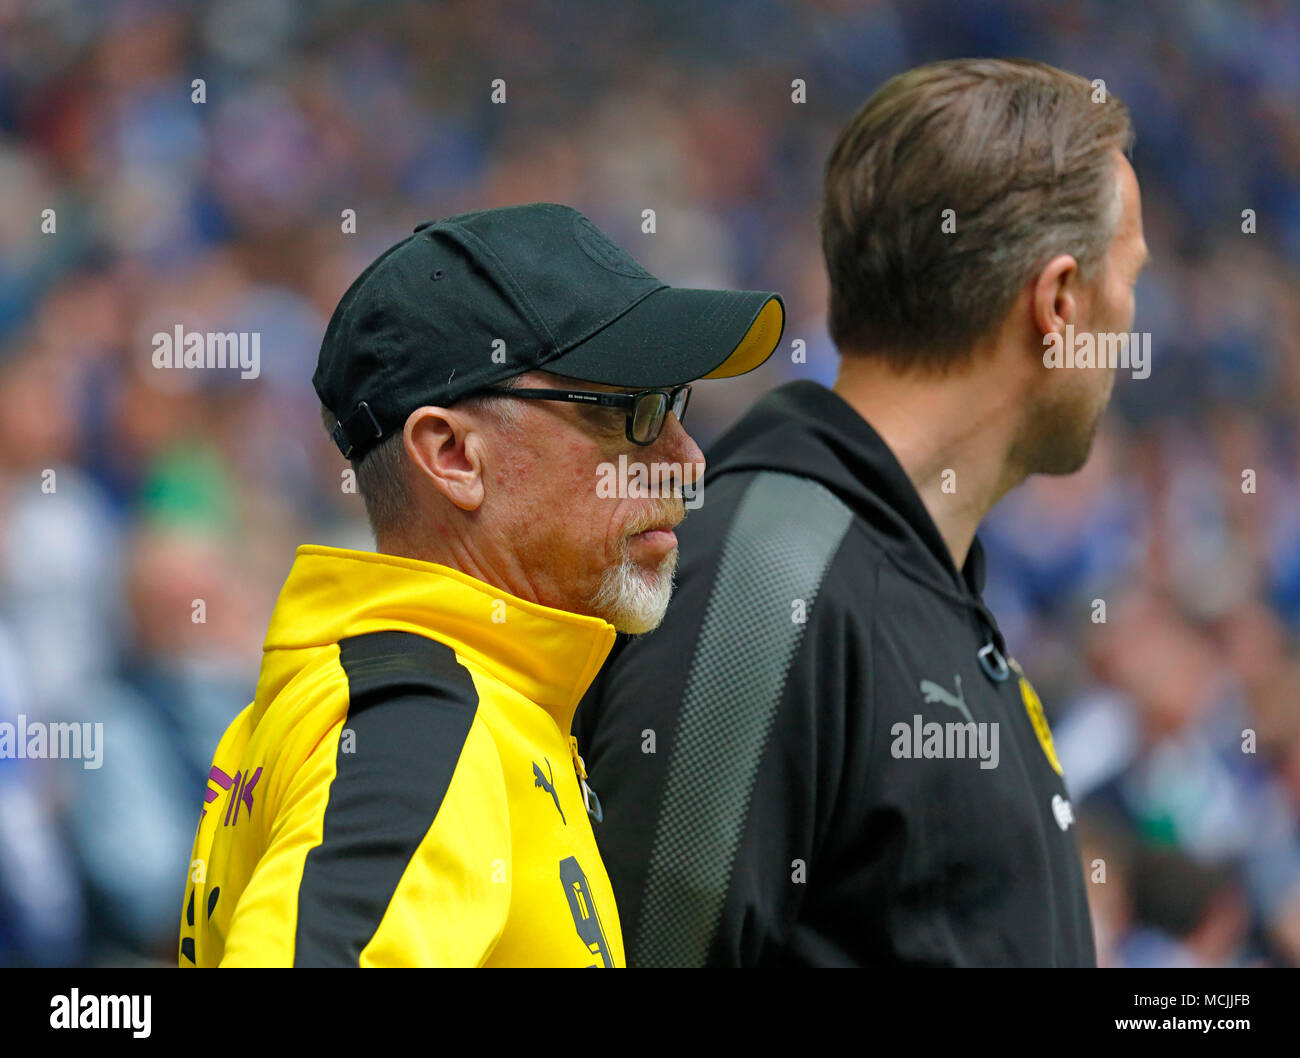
[705,380,987,600]
[264,545,616,735]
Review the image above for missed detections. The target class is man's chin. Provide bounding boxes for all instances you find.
[1043,411,1105,475]
[1038,442,1092,477]
[590,550,678,635]
[612,608,667,636]
[1021,393,1109,477]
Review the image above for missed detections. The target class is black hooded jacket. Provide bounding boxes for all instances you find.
[574,380,1096,967]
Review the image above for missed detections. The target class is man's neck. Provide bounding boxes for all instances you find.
[376,530,546,607]
[832,352,1027,571]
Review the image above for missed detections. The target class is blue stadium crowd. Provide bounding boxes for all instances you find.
[0,0,1297,966]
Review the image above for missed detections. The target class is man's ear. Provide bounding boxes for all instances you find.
[403,406,486,511]
[1031,252,1083,343]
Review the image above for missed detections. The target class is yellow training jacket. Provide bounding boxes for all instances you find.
[178,544,624,967]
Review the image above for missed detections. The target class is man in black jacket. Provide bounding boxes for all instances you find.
[574,58,1148,966]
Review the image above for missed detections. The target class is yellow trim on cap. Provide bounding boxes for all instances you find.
[702,297,785,379]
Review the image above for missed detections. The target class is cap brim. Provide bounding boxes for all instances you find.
[541,287,785,388]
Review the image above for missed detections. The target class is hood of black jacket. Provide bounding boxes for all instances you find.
[703,380,1008,647]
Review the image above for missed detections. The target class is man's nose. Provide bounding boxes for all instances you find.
[655,410,705,475]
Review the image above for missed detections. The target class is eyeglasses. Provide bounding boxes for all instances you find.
[473,384,692,446]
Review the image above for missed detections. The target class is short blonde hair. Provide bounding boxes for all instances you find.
[822,58,1134,368]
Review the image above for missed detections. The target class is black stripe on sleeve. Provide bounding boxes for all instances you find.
[293,631,480,967]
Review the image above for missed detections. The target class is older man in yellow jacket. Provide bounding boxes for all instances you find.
[178,203,783,967]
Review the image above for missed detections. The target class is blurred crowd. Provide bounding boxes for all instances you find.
[0,0,1297,966]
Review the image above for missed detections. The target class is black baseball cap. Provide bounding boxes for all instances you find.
[314,203,785,459]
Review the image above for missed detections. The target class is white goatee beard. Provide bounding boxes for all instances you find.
[589,548,678,634]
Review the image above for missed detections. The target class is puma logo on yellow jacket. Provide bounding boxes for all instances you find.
[179,545,624,967]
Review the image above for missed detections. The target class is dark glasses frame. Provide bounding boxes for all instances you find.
[473,384,692,445]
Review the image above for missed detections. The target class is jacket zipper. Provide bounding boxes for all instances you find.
[569,736,603,823]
